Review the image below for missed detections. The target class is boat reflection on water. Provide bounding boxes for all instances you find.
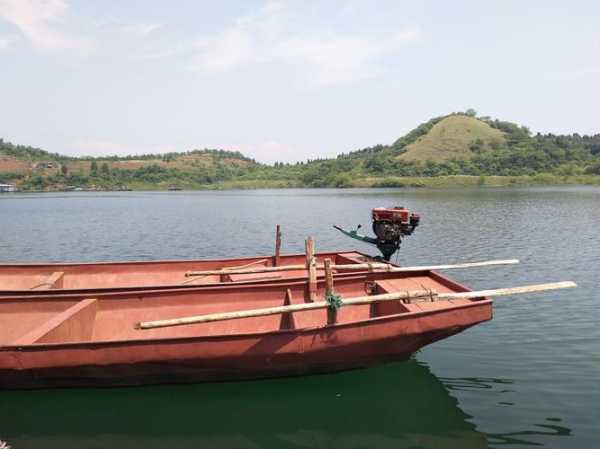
[2,360,487,449]
[0,359,574,449]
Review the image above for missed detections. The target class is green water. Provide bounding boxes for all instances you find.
[2,361,489,449]
[0,187,598,448]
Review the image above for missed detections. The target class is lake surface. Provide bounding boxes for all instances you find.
[0,187,598,449]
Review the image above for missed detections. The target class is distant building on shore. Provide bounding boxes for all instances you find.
[0,183,17,193]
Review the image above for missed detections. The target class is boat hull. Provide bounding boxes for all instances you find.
[0,299,491,389]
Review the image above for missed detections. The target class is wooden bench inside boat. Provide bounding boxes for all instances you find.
[8,299,97,346]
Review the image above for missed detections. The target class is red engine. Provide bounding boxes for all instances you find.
[371,207,420,260]
[372,207,419,238]
[333,206,420,261]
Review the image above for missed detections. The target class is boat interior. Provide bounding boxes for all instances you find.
[0,270,476,347]
[0,252,369,292]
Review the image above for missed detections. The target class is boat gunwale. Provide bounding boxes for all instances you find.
[0,270,491,351]
[0,249,357,268]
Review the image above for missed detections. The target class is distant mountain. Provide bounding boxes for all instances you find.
[2,111,600,190]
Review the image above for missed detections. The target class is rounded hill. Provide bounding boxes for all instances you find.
[397,115,505,162]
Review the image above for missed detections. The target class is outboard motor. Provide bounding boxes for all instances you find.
[334,207,420,261]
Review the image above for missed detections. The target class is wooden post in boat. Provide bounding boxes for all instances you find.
[324,258,337,324]
[305,236,318,301]
[304,237,312,268]
[274,224,282,267]
[324,258,334,295]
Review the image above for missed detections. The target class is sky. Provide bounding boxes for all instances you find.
[1,1,599,164]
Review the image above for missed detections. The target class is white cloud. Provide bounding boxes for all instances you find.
[121,23,162,38]
[0,0,87,50]
[340,3,356,16]
[560,66,600,80]
[190,3,421,85]
[0,32,18,49]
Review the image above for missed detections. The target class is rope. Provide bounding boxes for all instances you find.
[325,291,343,310]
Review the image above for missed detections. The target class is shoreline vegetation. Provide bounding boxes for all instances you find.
[2,111,600,192]
[11,174,600,193]
[124,174,600,190]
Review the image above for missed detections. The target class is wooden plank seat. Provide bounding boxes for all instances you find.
[12,298,98,345]
[369,280,412,317]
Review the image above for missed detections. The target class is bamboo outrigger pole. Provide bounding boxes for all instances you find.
[136,281,576,330]
[184,259,520,277]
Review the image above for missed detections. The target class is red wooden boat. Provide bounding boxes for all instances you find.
[0,250,371,297]
[0,269,493,389]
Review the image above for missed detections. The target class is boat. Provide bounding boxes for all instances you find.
[0,207,421,297]
[0,250,372,297]
[0,264,574,389]
[0,207,576,389]
[0,268,494,389]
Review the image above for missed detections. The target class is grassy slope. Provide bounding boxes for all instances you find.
[397,115,505,162]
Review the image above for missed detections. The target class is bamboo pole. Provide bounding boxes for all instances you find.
[136,281,576,330]
[137,290,431,329]
[184,259,520,277]
[274,225,282,267]
[436,281,576,300]
[181,259,269,284]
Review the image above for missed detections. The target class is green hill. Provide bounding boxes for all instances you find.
[2,111,600,190]
[397,115,505,162]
